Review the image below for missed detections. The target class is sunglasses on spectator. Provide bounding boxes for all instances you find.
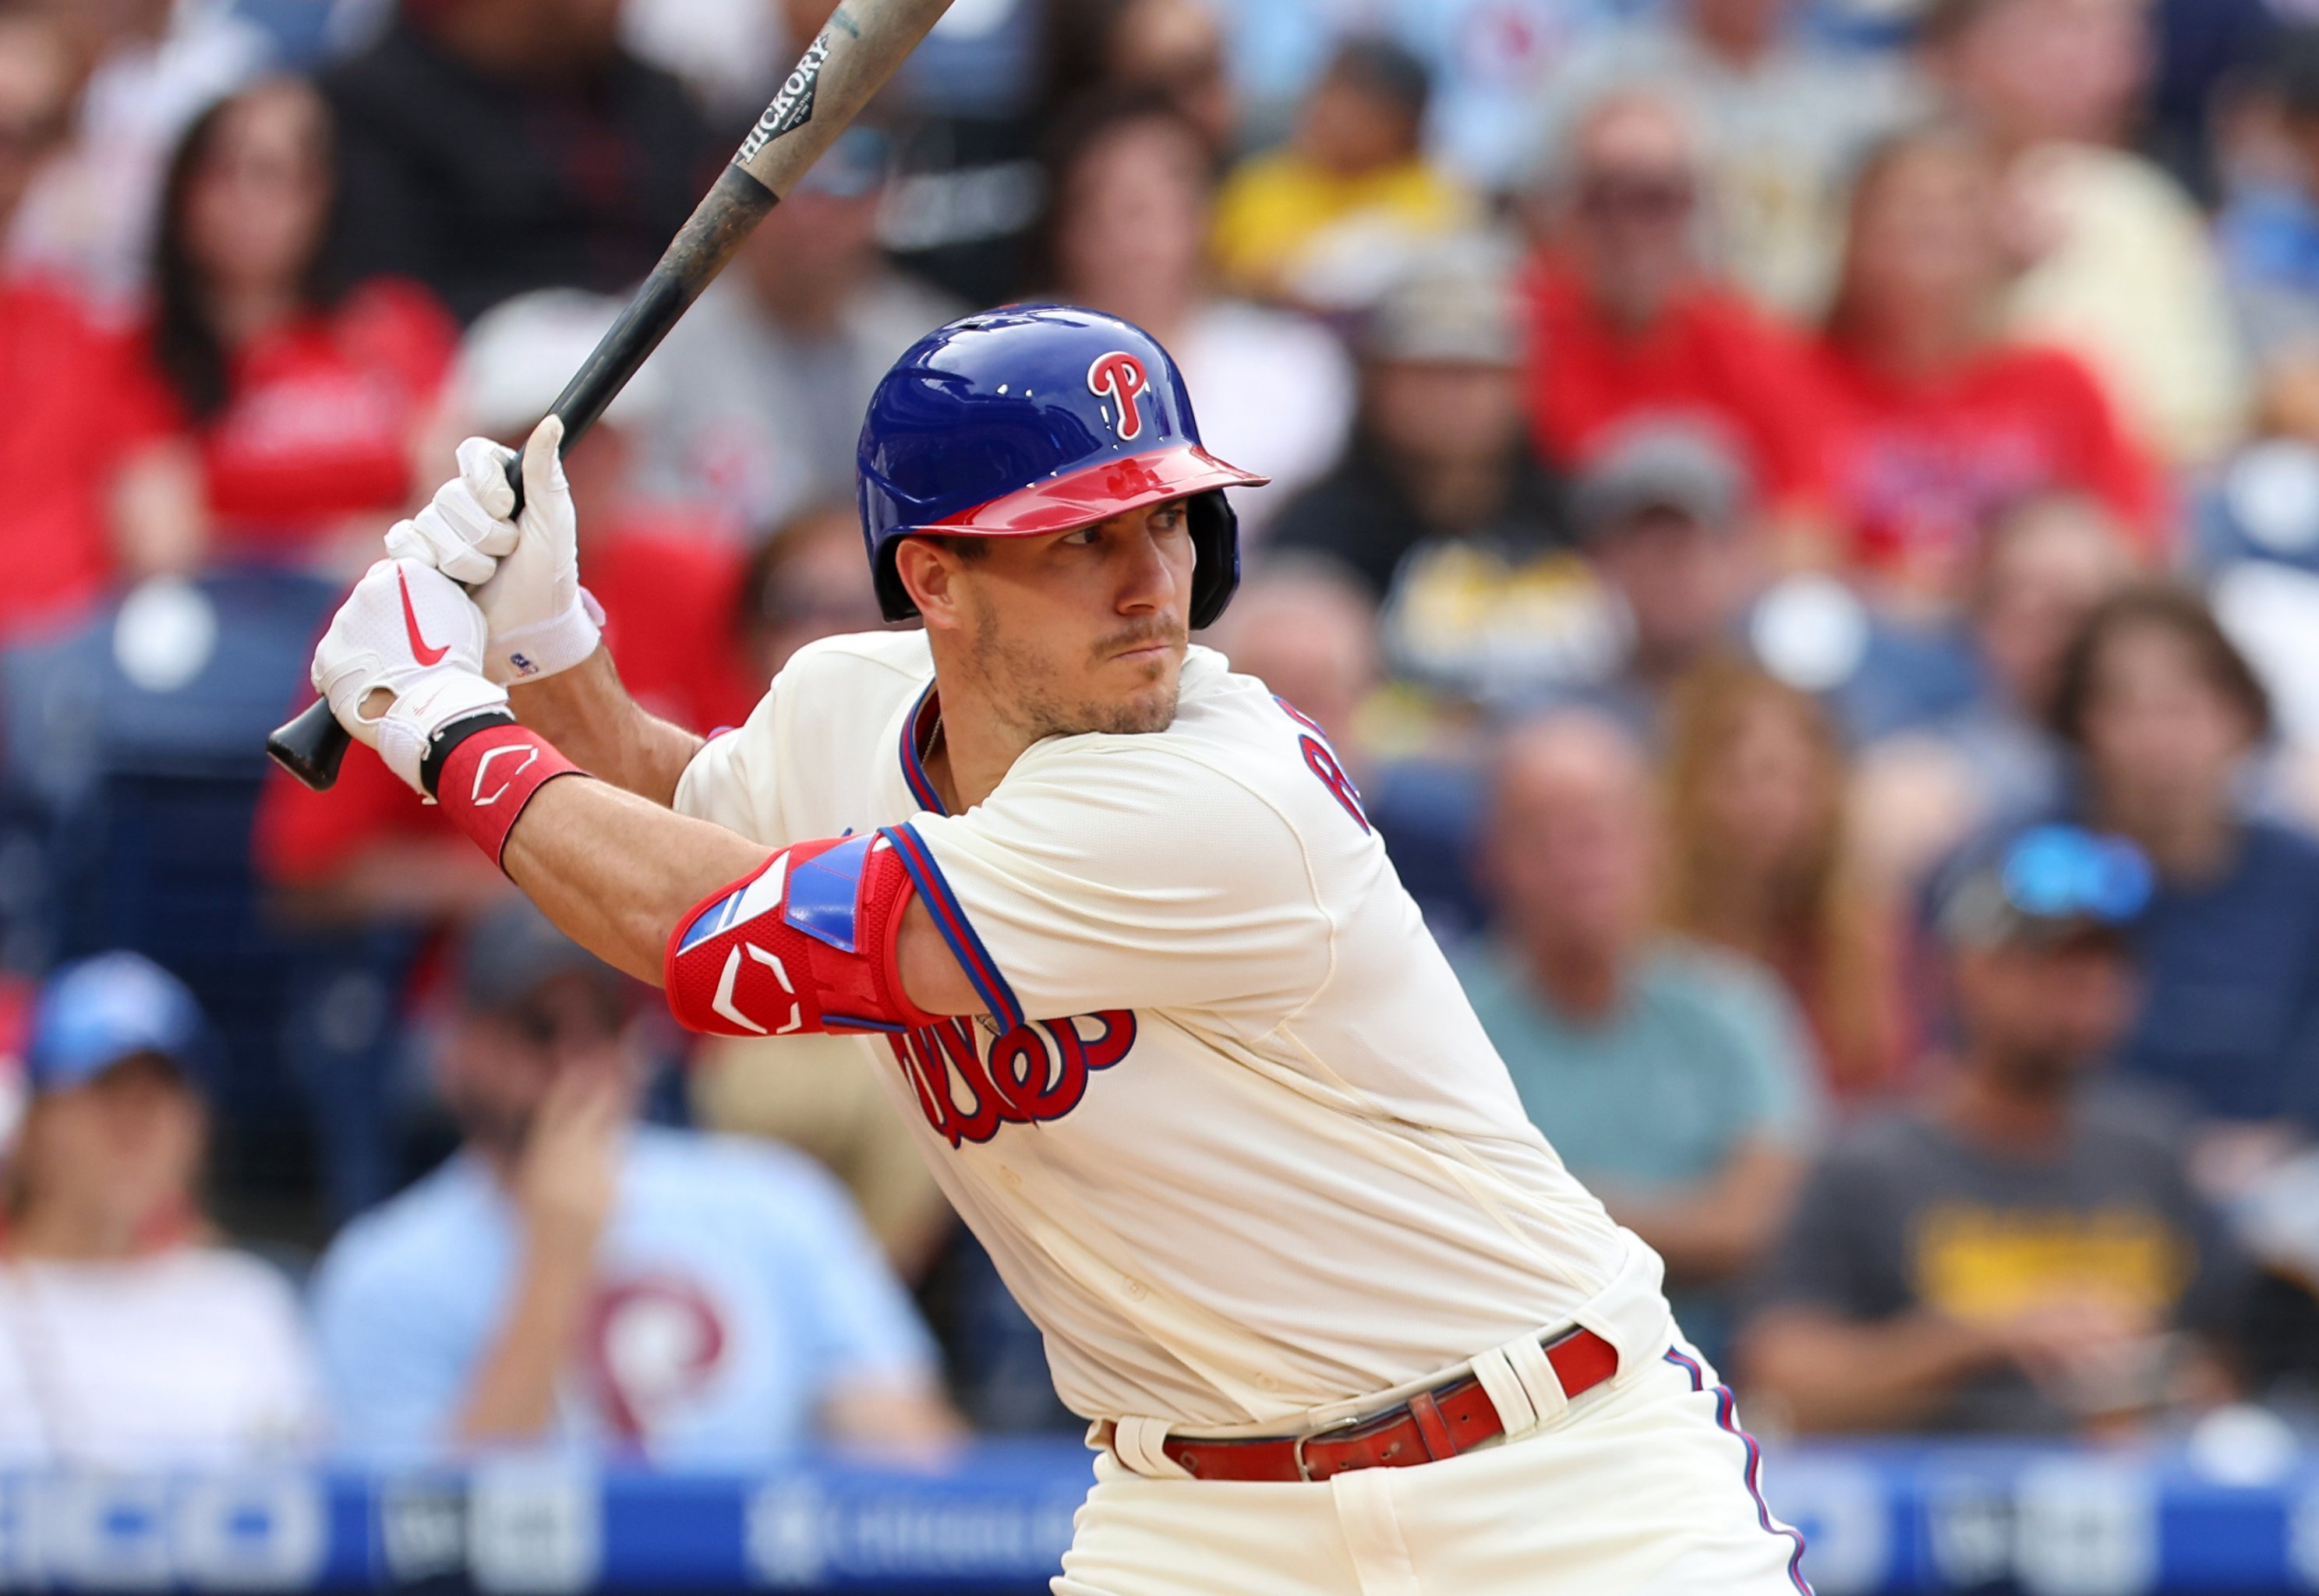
[1575,172,1696,222]
[1999,824,2154,926]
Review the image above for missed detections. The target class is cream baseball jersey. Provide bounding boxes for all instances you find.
[674,630,1646,1430]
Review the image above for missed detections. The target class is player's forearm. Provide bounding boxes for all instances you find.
[500,774,773,983]
[464,736,981,1020]
[1737,1308,2004,1432]
[508,648,703,808]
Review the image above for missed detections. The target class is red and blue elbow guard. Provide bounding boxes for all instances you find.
[664,832,945,1038]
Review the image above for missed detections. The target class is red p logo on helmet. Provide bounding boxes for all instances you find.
[1087,351,1150,441]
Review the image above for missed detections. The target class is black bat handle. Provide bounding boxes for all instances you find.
[266,168,776,792]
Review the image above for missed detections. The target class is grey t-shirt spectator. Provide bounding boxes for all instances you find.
[1752,1092,2242,1433]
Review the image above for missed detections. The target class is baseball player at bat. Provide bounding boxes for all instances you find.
[311,307,1812,1595]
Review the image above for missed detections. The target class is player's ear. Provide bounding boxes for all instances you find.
[895,536,967,631]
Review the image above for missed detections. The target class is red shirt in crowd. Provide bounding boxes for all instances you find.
[157,278,457,560]
[1520,257,1839,511]
[255,740,440,892]
[586,517,764,737]
[1811,337,2167,583]
[0,277,172,643]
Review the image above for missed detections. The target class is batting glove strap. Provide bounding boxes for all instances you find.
[430,717,588,870]
[486,587,605,685]
[666,833,943,1040]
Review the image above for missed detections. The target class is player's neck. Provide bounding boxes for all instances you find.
[918,687,1036,814]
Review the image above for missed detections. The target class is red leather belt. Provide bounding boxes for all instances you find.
[1125,1326,1619,1484]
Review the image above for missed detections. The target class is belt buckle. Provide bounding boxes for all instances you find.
[1291,1412,1366,1482]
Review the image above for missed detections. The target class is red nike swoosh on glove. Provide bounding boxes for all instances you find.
[396,566,451,666]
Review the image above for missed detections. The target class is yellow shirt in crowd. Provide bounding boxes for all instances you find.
[1211,153,1477,303]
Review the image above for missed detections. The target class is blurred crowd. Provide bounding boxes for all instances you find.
[3,0,2319,1469]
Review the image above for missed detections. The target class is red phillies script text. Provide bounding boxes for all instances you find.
[889,1011,1138,1146]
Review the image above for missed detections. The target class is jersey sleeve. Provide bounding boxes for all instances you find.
[673,677,787,844]
[886,739,1334,1026]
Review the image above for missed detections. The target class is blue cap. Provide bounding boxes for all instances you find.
[1937,824,2155,951]
[24,953,214,1096]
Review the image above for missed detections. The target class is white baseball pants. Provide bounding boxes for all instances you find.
[1053,1339,1812,1596]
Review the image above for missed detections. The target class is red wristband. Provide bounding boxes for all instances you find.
[436,722,584,869]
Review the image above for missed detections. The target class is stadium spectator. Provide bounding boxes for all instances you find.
[689,1024,954,1284]
[640,128,960,540]
[732,500,895,687]
[1207,560,1383,761]
[1211,37,1478,311]
[0,953,322,1464]
[2,0,271,307]
[145,79,458,573]
[1742,825,2242,1434]
[0,7,200,644]
[2049,586,2319,1133]
[1269,245,1580,704]
[1660,661,1907,1100]
[320,0,719,325]
[1458,711,1823,1361]
[1101,0,1237,164]
[311,900,960,1464]
[1034,94,1352,533]
[2144,0,2278,206]
[1925,0,2249,464]
[1529,0,1926,316]
[1854,494,2136,887]
[1518,87,1840,537]
[1815,126,2165,602]
[2220,29,2319,374]
[1568,419,1763,733]
[450,289,759,737]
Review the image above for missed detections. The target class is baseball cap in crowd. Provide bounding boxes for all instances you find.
[23,952,216,1097]
[1360,242,1521,368]
[458,898,627,1019]
[1569,420,1752,542]
[1935,824,2155,953]
[455,288,670,440]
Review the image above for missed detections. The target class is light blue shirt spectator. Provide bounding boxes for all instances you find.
[1458,937,1823,1189]
[312,1126,939,1466]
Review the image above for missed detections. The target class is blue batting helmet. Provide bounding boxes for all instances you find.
[856,305,1268,630]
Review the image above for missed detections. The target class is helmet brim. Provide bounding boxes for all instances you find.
[921,444,1270,537]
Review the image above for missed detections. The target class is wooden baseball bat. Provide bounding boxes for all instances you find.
[267,0,955,791]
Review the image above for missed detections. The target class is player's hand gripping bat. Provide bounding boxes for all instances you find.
[266,0,956,791]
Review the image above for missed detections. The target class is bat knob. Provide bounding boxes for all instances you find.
[267,698,352,791]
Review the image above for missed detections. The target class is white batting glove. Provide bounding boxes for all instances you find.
[311,558,510,793]
[383,436,520,584]
[383,417,602,684]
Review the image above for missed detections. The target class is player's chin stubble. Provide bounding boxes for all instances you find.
[968,606,1183,740]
